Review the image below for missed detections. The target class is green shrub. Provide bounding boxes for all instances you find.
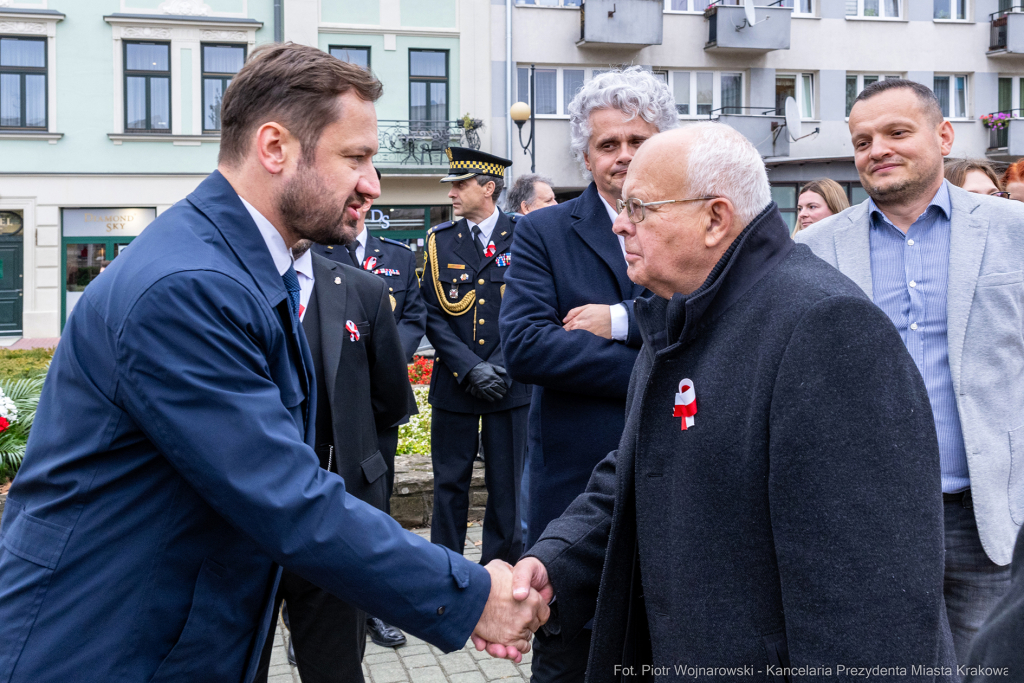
[0,375,45,482]
[397,386,431,455]
[0,348,54,381]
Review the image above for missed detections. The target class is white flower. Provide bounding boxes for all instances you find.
[0,388,18,425]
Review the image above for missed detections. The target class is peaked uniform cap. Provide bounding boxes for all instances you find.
[441,147,512,183]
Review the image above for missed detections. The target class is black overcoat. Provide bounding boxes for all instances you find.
[528,205,957,682]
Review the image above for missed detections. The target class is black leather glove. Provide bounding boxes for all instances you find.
[464,362,508,402]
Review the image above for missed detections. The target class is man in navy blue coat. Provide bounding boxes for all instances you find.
[499,67,678,682]
[0,44,546,683]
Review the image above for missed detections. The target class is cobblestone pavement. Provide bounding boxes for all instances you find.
[267,522,533,683]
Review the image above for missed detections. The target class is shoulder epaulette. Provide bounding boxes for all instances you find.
[379,236,413,251]
[428,221,455,235]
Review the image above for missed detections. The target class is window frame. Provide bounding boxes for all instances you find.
[0,36,48,130]
[933,73,969,119]
[663,0,712,12]
[845,73,902,117]
[408,49,449,124]
[846,0,902,19]
[514,0,581,7]
[775,72,816,120]
[780,0,815,15]
[123,40,172,134]
[933,0,968,21]
[671,70,744,118]
[200,43,246,133]
[329,45,371,70]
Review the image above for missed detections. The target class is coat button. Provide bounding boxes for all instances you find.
[479,318,485,324]
[453,372,458,377]
[389,287,394,292]
[478,279,485,285]
[437,606,445,615]
[478,299,485,305]
[479,339,485,345]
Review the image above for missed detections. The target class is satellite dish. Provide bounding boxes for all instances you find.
[784,96,802,141]
[743,0,757,27]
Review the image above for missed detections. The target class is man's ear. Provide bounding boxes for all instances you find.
[704,198,737,248]
[938,119,955,156]
[254,121,297,176]
[484,180,496,198]
[583,150,593,174]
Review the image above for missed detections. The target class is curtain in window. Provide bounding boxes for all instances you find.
[845,76,857,116]
[846,0,858,15]
[534,70,557,115]
[25,74,44,127]
[126,76,147,129]
[954,76,966,118]
[517,67,529,104]
[204,46,244,74]
[429,83,447,122]
[126,43,168,71]
[934,0,950,19]
[330,48,368,69]
[885,0,899,16]
[801,74,813,118]
[410,52,446,78]
[0,73,19,127]
[696,72,713,116]
[150,78,170,129]
[410,82,426,121]
[674,71,690,115]
[999,77,1013,113]
[721,73,742,115]
[933,76,950,117]
[864,0,879,16]
[0,38,44,68]
[205,79,224,130]
[563,70,584,114]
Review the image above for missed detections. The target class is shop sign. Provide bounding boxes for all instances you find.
[0,211,22,236]
[365,208,392,230]
[62,208,156,237]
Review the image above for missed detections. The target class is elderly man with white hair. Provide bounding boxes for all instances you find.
[499,67,676,680]
[496,123,958,681]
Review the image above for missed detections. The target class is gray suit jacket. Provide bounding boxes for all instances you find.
[796,181,1024,565]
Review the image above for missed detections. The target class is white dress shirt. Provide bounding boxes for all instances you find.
[353,225,370,265]
[469,205,501,248]
[596,193,629,342]
[240,197,314,321]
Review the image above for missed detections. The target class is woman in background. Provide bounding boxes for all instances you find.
[1000,158,1024,201]
[945,158,1009,197]
[794,178,850,235]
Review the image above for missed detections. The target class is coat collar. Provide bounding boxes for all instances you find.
[831,200,873,299]
[310,253,346,401]
[945,183,988,394]
[364,235,386,270]
[572,183,637,299]
[636,202,794,351]
[477,211,515,270]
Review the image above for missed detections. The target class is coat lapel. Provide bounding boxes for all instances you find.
[571,184,632,299]
[311,254,347,402]
[452,218,480,269]
[478,212,514,270]
[364,236,385,271]
[945,186,988,394]
[833,203,873,299]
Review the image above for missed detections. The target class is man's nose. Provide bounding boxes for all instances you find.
[359,170,381,200]
[612,211,633,237]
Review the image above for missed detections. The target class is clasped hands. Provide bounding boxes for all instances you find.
[471,558,553,664]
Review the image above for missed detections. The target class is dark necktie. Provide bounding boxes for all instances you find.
[346,243,361,268]
[282,265,301,322]
[470,225,485,259]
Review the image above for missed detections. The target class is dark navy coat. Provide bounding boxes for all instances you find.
[313,235,426,362]
[0,172,490,683]
[421,213,530,415]
[498,183,647,548]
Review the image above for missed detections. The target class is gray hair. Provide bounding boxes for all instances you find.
[475,173,504,200]
[505,173,553,213]
[568,66,678,179]
[681,122,771,226]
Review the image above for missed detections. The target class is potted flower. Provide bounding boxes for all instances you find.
[981,112,1012,130]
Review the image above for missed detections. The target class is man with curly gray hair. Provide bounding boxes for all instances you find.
[498,67,677,683]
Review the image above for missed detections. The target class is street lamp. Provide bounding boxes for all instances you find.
[510,64,536,173]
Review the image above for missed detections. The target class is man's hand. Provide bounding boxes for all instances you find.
[471,561,550,663]
[563,304,612,339]
[511,557,554,605]
[464,362,509,402]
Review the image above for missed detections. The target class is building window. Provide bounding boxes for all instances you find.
[563,69,584,114]
[409,50,448,125]
[202,44,245,133]
[934,75,968,118]
[934,0,967,19]
[781,0,814,13]
[671,70,741,116]
[776,73,814,119]
[846,0,901,18]
[125,42,171,133]
[330,46,370,69]
[0,37,46,129]
[665,0,712,11]
[516,0,581,6]
[845,73,900,116]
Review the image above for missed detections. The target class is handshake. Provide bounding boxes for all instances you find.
[471,558,552,663]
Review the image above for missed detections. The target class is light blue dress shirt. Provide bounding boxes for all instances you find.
[867,181,969,493]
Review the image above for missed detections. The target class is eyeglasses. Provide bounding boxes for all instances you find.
[992,191,1011,199]
[615,196,718,223]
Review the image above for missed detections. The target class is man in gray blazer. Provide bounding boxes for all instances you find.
[797,79,1024,666]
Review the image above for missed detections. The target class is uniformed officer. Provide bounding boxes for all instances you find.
[422,147,530,566]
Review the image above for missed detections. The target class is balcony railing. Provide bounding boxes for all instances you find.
[990,5,1024,52]
[375,120,482,168]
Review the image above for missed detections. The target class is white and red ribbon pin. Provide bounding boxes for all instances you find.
[673,379,697,430]
[484,242,496,258]
[345,320,360,342]
[362,256,377,271]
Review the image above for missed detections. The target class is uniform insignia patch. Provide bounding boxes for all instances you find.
[495,252,511,267]
[373,268,401,277]
[460,273,469,281]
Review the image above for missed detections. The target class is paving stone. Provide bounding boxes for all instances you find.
[402,653,440,669]
[449,672,487,683]
[370,662,410,683]
[365,641,394,656]
[363,663,370,677]
[399,644,432,657]
[438,652,478,675]
[365,651,401,665]
[404,634,428,647]
[469,646,490,660]
[478,658,521,680]
[267,663,292,677]
[409,666,449,683]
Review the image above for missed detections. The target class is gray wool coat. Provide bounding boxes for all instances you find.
[528,205,957,682]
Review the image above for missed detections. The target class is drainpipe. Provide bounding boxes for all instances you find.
[506,0,513,185]
[274,0,283,42]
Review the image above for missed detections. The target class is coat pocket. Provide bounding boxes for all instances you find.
[977,270,1024,287]
[361,450,388,485]
[1009,424,1024,525]
[148,558,249,683]
[0,500,72,680]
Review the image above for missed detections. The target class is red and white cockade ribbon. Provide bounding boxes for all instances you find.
[484,242,496,258]
[362,256,378,271]
[673,379,697,431]
[345,320,360,342]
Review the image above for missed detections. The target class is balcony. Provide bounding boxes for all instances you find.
[984,113,1024,160]
[374,120,482,173]
[712,107,790,157]
[577,0,663,48]
[704,1,792,53]
[989,6,1024,57]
